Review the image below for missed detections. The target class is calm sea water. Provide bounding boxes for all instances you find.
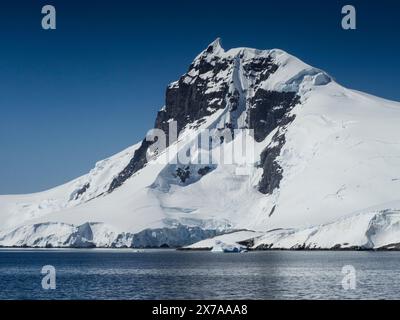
[1,249,400,300]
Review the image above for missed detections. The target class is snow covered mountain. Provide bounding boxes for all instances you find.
[1,38,400,249]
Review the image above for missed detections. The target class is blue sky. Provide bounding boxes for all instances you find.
[0,0,399,194]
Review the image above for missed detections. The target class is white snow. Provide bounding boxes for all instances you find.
[0,143,140,230]
[252,209,400,249]
[186,230,262,250]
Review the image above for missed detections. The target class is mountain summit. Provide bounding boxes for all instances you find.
[1,40,400,249]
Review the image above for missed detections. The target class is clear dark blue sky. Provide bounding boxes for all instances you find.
[0,0,399,194]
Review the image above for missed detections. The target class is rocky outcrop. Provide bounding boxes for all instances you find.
[108,139,152,191]
[70,183,90,201]
[108,39,302,196]
[249,90,300,194]
[108,40,232,193]
[258,127,288,194]
[248,90,299,143]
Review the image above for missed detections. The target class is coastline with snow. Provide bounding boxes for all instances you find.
[3,208,400,251]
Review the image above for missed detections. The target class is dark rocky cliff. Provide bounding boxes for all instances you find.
[108,39,301,195]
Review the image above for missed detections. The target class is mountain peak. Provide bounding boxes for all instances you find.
[195,38,225,60]
[207,38,223,53]
[2,40,400,251]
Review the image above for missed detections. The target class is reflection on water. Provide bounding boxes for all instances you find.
[0,249,399,299]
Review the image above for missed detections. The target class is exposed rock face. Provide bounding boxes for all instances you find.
[108,139,152,191]
[161,61,230,135]
[248,90,299,143]
[257,110,299,195]
[70,183,90,201]
[197,166,212,176]
[108,41,231,193]
[108,39,301,195]
[175,167,190,183]
[259,135,285,195]
[249,90,300,194]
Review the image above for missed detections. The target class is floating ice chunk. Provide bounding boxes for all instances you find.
[211,240,246,253]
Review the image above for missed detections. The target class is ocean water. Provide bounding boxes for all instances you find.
[1,249,400,300]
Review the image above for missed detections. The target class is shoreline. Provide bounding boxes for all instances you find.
[1,246,400,252]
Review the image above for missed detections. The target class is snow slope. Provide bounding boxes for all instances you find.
[1,39,400,248]
[0,143,140,230]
